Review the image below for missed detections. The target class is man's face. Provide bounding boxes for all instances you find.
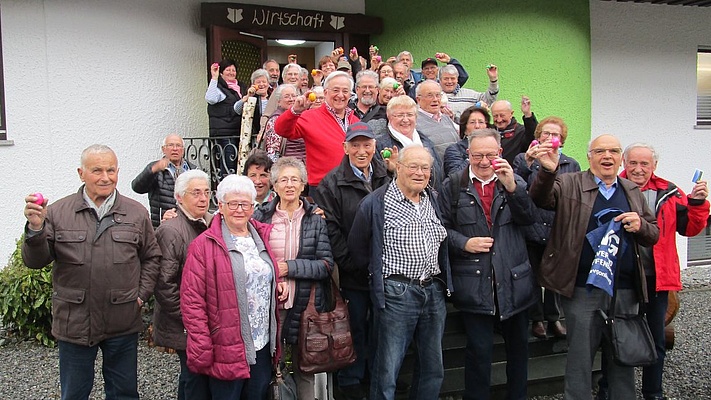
[396,147,432,194]
[379,86,395,105]
[344,137,376,171]
[356,76,378,108]
[440,73,458,93]
[265,61,280,84]
[416,82,442,115]
[325,76,351,113]
[177,179,210,219]
[246,164,271,201]
[399,54,413,69]
[623,147,657,188]
[491,103,514,130]
[300,74,309,89]
[162,135,184,164]
[393,63,407,84]
[388,106,417,137]
[468,136,501,181]
[77,151,119,205]
[588,135,623,183]
[422,63,438,80]
[284,67,300,85]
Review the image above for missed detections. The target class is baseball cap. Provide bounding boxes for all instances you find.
[345,122,375,141]
[421,58,438,68]
[337,60,352,71]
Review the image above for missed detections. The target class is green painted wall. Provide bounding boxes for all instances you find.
[365,0,592,167]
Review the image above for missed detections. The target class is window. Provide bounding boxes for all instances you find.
[0,5,6,141]
[697,49,711,128]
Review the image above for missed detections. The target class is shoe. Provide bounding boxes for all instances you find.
[334,384,367,400]
[550,320,567,338]
[531,321,546,339]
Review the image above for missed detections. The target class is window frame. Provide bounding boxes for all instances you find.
[696,47,711,129]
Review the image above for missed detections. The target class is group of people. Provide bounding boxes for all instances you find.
[20,45,710,400]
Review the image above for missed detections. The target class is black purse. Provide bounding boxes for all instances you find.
[268,362,297,400]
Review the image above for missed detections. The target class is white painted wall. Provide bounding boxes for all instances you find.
[590,1,711,267]
[0,0,364,265]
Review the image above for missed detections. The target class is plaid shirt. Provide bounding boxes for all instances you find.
[382,180,447,280]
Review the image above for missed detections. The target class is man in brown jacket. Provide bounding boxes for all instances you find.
[22,144,161,400]
[529,134,659,399]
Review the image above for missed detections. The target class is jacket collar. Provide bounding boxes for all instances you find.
[71,186,127,217]
[336,155,388,186]
[618,170,671,191]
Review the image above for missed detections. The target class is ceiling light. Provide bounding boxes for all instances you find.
[276,39,305,46]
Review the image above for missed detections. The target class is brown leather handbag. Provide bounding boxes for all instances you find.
[297,278,357,374]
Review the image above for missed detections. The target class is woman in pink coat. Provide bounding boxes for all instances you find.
[181,175,288,400]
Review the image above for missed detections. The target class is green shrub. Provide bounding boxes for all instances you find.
[0,236,54,347]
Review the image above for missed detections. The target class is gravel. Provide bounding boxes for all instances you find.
[2,266,711,400]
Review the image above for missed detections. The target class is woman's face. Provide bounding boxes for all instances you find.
[465,111,489,135]
[278,87,297,110]
[321,61,336,76]
[253,76,269,96]
[219,192,254,232]
[221,65,237,81]
[379,86,395,105]
[388,106,417,137]
[379,65,394,80]
[274,166,305,204]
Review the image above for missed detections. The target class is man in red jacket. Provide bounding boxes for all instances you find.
[602,143,709,400]
[275,71,360,191]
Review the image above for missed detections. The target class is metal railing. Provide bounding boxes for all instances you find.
[183,136,239,208]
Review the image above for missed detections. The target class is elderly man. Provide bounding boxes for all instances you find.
[275,71,360,190]
[441,128,537,400]
[132,134,195,228]
[396,50,420,86]
[409,54,469,99]
[153,169,213,400]
[529,134,659,399]
[393,61,413,96]
[415,80,460,161]
[22,144,161,400]
[441,64,499,123]
[263,59,280,92]
[349,70,385,122]
[594,143,709,400]
[314,122,390,400]
[349,144,452,400]
[491,97,538,165]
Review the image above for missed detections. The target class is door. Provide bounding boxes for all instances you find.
[207,25,266,85]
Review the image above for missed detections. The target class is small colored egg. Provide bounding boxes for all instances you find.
[308,92,317,102]
[382,149,392,159]
[33,193,44,205]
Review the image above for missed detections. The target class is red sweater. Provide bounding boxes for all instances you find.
[274,105,359,186]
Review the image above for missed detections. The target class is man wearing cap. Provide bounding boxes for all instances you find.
[409,54,469,99]
[314,122,391,400]
[275,71,360,190]
[415,80,460,161]
[348,70,386,122]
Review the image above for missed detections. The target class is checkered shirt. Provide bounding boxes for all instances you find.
[382,180,447,280]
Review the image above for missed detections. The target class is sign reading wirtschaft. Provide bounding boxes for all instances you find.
[201,3,383,34]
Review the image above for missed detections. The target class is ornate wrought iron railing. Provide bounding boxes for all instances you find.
[183,136,239,208]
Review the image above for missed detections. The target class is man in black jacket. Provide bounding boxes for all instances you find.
[132,134,195,228]
[314,122,390,400]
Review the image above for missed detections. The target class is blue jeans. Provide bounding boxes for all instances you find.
[58,333,139,400]
[177,350,209,400]
[461,310,529,400]
[203,344,273,400]
[338,288,372,388]
[370,278,446,400]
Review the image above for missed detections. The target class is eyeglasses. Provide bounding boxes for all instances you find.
[398,163,432,173]
[224,201,253,211]
[281,93,297,99]
[391,113,416,120]
[470,153,499,161]
[277,177,303,185]
[164,143,184,148]
[540,131,561,138]
[419,93,442,100]
[589,148,622,156]
[358,85,377,91]
[467,120,488,126]
[187,189,212,198]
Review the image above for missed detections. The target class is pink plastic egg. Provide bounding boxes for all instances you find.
[551,137,561,148]
[531,140,539,146]
[33,192,44,205]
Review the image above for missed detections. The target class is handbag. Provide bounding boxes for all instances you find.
[297,278,357,374]
[268,362,297,400]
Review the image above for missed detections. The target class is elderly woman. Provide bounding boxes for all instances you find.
[206,59,245,177]
[443,106,492,175]
[233,69,270,148]
[153,170,213,400]
[253,157,333,400]
[374,95,443,192]
[377,63,394,81]
[263,84,299,162]
[181,175,286,400]
[512,116,580,341]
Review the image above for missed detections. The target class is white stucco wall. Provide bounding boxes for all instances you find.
[0,0,364,265]
[591,1,711,267]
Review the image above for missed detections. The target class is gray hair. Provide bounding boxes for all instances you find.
[398,143,434,165]
[80,144,116,169]
[380,77,398,90]
[468,128,501,147]
[491,100,513,112]
[281,63,301,81]
[270,156,308,186]
[623,142,659,163]
[162,133,183,147]
[300,67,309,77]
[587,134,621,153]
[415,79,441,97]
[250,68,269,84]
[387,94,417,115]
[174,169,210,200]
[273,84,298,103]
[397,51,413,62]
[262,59,278,69]
[216,174,256,203]
[439,64,459,80]
[323,71,354,91]
[356,70,379,86]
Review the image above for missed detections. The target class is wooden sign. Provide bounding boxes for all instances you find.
[201,3,383,34]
